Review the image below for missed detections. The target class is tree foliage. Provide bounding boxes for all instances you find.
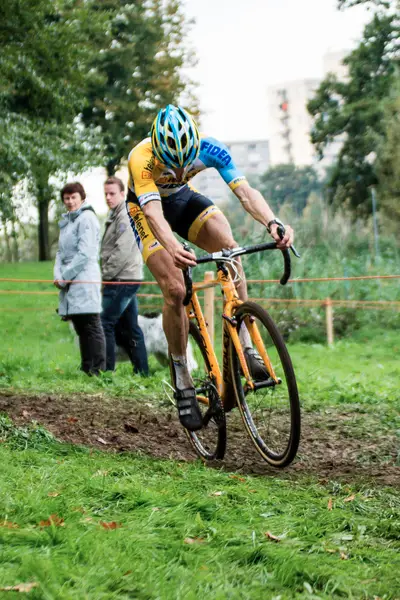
[338,0,391,10]
[0,0,99,121]
[375,82,400,222]
[307,11,399,215]
[258,164,322,214]
[0,0,196,259]
[0,0,106,258]
[81,0,197,175]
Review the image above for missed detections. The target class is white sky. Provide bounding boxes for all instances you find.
[183,0,370,140]
[85,0,371,214]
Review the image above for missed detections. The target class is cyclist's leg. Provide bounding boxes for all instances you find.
[189,201,269,381]
[146,250,189,360]
[191,210,248,302]
[126,197,202,430]
[126,198,188,357]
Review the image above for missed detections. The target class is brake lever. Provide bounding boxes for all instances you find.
[290,245,301,258]
[276,225,300,258]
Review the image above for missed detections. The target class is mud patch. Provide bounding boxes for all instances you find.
[0,392,398,486]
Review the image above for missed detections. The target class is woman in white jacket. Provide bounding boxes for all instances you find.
[54,182,106,375]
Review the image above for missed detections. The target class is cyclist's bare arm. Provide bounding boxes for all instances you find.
[143,201,197,268]
[233,183,294,248]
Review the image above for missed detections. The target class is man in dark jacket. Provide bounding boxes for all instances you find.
[100,176,148,375]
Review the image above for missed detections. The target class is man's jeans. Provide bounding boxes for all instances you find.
[101,283,149,375]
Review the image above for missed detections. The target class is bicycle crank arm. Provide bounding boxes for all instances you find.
[244,378,282,394]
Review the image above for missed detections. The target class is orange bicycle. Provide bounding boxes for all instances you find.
[166,238,301,468]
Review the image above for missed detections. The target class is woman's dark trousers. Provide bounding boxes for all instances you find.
[70,314,106,375]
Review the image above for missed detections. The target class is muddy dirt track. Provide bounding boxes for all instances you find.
[0,392,398,486]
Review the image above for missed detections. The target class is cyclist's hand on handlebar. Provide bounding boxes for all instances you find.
[269,223,294,249]
[170,244,197,269]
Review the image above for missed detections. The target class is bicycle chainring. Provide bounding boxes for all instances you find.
[201,380,225,429]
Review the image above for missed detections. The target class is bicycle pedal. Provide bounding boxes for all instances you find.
[244,378,279,393]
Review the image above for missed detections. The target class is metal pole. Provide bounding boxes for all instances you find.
[371,187,380,262]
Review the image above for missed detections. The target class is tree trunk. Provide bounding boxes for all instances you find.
[1,218,12,262]
[37,183,51,261]
[11,218,20,262]
[106,157,120,176]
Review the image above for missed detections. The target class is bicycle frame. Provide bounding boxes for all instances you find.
[186,263,279,407]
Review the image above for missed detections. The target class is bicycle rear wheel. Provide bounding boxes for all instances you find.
[170,321,226,461]
[229,301,300,467]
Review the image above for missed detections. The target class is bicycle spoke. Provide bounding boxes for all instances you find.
[230,301,300,467]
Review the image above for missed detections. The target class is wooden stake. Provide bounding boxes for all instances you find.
[325,297,334,346]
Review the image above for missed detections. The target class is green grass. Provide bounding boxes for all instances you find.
[0,420,399,599]
[1,261,400,598]
[1,261,399,405]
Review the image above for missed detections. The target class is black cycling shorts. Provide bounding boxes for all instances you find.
[126,186,222,261]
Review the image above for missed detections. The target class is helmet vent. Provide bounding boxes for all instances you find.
[151,105,200,168]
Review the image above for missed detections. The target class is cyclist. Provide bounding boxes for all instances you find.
[126,105,294,431]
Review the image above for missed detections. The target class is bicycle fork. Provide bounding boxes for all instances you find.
[223,303,280,393]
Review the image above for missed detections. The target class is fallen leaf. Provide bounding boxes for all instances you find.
[0,582,39,592]
[325,548,337,553]
[99,521,122,530]
[247,489,257,493]
[210,491,223,496]
[96,437,108,445]
[72,506,86,513]
[39,514,64,527]
[124,423,139,433]
[0,520,19,529]
[265,531,281,542]
[47,491,60,497]
[91,470,109,478]
[229,475,246,482]
[344,494,356,503]
[184,537,205,544]
[67,416,78,423]
[151,507,161,512]
[328,497,333,511]
[340,552,349,560]
[22,410,30,418]
[123,571,132,576]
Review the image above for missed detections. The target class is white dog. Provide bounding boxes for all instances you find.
[136,313,198,372]
[70,312,198,372]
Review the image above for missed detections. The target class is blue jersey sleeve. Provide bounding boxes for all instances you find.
[199,137,247,191]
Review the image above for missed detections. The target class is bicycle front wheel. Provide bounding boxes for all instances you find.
[170,321,226,461]
[229,301,300,467]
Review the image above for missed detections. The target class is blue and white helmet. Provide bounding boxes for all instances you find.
[151,105,200,168]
